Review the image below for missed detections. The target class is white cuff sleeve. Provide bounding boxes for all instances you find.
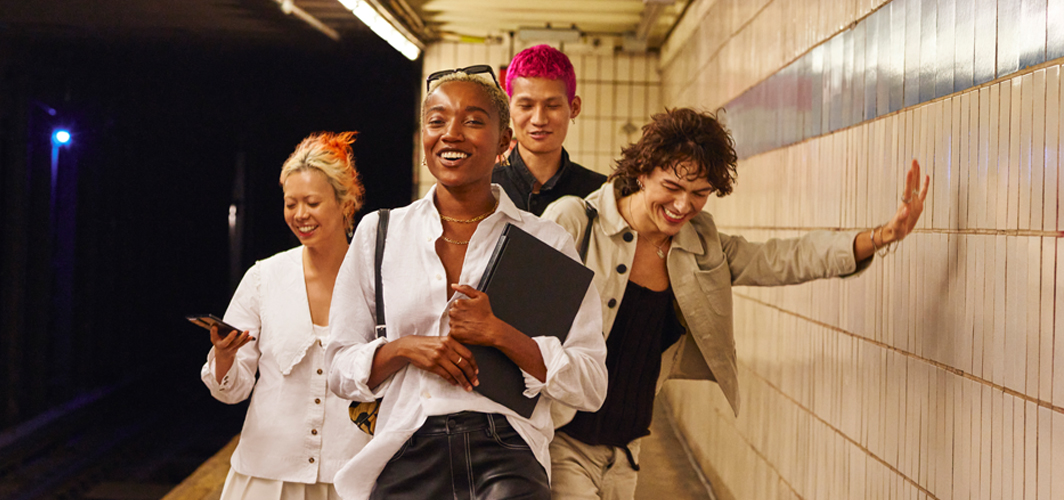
[521,336,566,398]
[329,337,392,401]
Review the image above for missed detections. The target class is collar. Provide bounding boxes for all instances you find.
[588,180,705,256]
[506,146,573,191]
[272,246,320,376]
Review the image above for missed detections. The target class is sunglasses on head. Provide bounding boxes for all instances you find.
[426,64,501,92]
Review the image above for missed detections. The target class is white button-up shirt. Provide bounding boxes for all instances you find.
[326,185,607,500]
[201,246,370,484]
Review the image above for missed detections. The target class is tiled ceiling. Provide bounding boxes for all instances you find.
[404,0,690,49]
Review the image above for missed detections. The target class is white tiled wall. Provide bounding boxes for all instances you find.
[417,38,660,197]
[659,0,1064,498]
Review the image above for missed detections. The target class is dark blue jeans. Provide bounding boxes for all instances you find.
[370,412,550,500]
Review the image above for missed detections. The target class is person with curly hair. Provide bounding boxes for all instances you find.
[201,131,370,500]
[543,108,928,499]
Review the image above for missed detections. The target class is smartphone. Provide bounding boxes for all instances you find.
[186,314,241,338]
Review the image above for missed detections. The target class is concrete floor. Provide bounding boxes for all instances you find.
[165,401,716,500]
[634,400,717,500]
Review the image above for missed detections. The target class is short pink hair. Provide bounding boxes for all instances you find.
[504,45,577,103]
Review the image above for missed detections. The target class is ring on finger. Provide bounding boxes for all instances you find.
[901,196,912,204]
[456,356,463,365]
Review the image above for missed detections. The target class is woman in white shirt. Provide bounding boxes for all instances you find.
[325,69,608,500]
[201,131,370,500]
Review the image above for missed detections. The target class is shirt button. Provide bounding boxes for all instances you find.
[309,457,315,464]
[623,232,633,242]
[314,398,321,404]
[312,429,318,435]
[317,368,323,375]
[421,391,431,399]
[436,274,443,280]
[616,264,627,274]
[607,298,617,308]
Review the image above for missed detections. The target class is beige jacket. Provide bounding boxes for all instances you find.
[542,182,869,423]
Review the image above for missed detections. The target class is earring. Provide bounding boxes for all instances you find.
[637,179,645,190]
[571,118,576,124]
[421,158,427,167]
[498,154,510,167]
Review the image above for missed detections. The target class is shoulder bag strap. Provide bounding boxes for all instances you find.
[374,209,390,338]
[578,201,597,263]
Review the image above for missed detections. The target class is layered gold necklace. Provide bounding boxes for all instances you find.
[440,199,499,245]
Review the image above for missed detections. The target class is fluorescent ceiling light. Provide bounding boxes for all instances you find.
[339,0,421,60]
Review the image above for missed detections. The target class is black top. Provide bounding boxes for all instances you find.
[491,146,607,216]
[560,281,685,448]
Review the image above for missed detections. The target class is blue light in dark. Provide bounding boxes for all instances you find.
[53,130,71,145]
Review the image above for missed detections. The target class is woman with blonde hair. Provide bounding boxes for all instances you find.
[201,131,370,500]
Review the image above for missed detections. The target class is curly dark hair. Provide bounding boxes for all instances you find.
[610,108,738,197]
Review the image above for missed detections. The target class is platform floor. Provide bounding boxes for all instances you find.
[164,400,716,500]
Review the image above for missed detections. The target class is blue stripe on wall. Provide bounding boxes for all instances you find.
[726,0,1063,159]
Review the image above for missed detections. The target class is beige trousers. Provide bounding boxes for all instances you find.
[549,431,641,500]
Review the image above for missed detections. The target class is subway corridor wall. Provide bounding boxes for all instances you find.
[659,0,1064,498]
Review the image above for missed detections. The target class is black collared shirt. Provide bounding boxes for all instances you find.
[491,147,607,216]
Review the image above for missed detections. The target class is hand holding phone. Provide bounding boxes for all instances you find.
[186,314,240,338]
[189,314,254,384]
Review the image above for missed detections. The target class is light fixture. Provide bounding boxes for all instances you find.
[517,27,582,43]
[338,0,422,61]
[53,129,71,145]
[278,0,340,41]
[635,0,676,41]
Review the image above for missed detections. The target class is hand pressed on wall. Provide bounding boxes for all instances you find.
[880,159,929,245]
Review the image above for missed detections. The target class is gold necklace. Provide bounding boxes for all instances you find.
[639,233,669,259]
[626,196,670,259]
[440,199,499,223]
[441,235,469,245]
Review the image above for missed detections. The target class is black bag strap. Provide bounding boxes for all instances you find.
[578,201,597,263]
[374,209,390,338]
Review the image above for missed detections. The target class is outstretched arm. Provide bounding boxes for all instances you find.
[852,159,929,261]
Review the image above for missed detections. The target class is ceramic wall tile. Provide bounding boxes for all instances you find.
[997,81,1012,230]
[955,0,975,92]
[1033,69,1047,231]
[980,384,993,500]
[1044,66,1058,232]
[1019,0,1047,70]
[1005,236,1027,392]
[998,0,1022,78]
[1026,237,1043,396]
[1020,73,1036,231]
[1041,238,1056,400]
[1009,75,1023,230]
[1050,0,1064,60]
[1024,402,1038,500]
[919,0,938,103]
